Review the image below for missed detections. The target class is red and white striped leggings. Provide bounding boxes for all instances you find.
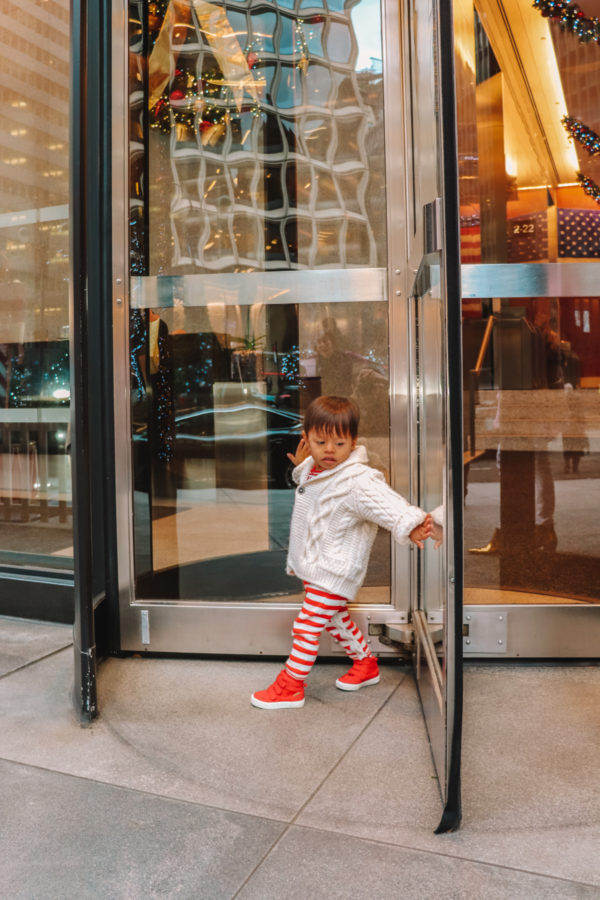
[285,582,371,681]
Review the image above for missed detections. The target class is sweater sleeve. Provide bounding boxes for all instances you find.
[350,470,427,544]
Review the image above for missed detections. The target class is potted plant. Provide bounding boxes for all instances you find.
[231,309,265,383]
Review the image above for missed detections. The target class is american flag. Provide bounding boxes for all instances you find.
[558,209,600,258]
[460,215,481,262]
[461,208,600,262]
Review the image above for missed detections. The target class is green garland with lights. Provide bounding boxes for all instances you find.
[561,110,600,206]
[532,4,600,202]
[576,171,600,203]
[532,0,600,43]
[562,116,600,156]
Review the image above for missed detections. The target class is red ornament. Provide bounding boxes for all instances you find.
[170,89,186,103]
[199,120,212,131]
[247,51,258,67]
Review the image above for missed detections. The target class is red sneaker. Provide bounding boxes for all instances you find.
[335,657,380,691]
[251,669,305,709]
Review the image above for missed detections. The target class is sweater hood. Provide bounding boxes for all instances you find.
[292,443,369,485]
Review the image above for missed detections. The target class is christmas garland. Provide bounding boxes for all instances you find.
[532,5,600,201]
[576,171,600,202]
[532,0,600,44]
[563,115,600,155]
[561,118,600,203]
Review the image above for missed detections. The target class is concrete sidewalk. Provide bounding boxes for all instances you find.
[1,615,600,899]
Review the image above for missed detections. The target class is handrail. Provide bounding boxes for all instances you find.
[472,315,495,377]
[468,315,496,458]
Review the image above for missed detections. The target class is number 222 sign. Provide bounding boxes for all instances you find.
[512,223,535,234]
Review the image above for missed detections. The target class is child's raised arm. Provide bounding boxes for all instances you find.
[350,470,430,544]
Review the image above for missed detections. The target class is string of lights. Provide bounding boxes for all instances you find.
[532,4,600,202]
[562,116,600,155]
[149,16,311,138]
[576,171,600,203]
[532,0,600,44]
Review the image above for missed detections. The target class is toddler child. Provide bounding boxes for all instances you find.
[251,395,432,709]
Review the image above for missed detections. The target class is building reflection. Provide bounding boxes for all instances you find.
[0,2,72,565]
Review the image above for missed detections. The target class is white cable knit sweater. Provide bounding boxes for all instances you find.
[286,445,426,601]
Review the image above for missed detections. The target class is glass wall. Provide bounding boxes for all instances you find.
[127,0,391,602]
[455,0,600,604]
[0,2,72,572]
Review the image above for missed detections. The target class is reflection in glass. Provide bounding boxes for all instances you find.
[455,0,600,605]
[301,19,324,57]
[302,117,332,161]
[417,269,446,627]
[139,0,384,274]
[334,116,363,164]
[453,0,600,266]
[305,63,333,106]
[326,22,353,64]
[277,65,304,109]
[249,12,274,52]
[279,16,298,56]
[0,2,72,572]
[314,172,341,210]
[128,0,388,602]
[463,296,600,602]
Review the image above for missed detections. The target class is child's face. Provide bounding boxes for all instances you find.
[304,428,356,471]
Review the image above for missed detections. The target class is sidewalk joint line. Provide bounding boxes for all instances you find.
[0,643,73,681]
[231,672,408,898]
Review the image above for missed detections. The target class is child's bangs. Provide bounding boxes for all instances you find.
[303,396,360,439]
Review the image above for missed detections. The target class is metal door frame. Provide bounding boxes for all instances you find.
[71,0,119,721]
[110,0,421,655]
[399,0,463,830]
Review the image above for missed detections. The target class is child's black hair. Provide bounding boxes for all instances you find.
[303,395,360,440]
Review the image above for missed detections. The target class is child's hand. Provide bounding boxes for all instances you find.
[431,521,443,549]
[409,514,433,549]
[287,436,310,467]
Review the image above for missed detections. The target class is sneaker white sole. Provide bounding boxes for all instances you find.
[335,675,380,691]
[251,694,305,709]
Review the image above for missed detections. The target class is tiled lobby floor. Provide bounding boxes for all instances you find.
[1,616,600,898]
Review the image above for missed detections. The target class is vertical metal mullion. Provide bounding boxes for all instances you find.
[70,0,97,721]
[70,0,114,719]
[41,425,49,522]
[383,0,413,615]
[141,4,150,274]
[112,0,137,645]
[435,0,463,835]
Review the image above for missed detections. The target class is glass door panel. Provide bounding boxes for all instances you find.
[125,0,394,608]
[0,6,72,580]
[406,0,462,829]
[464,294,600,606]
[454,0,600,649]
